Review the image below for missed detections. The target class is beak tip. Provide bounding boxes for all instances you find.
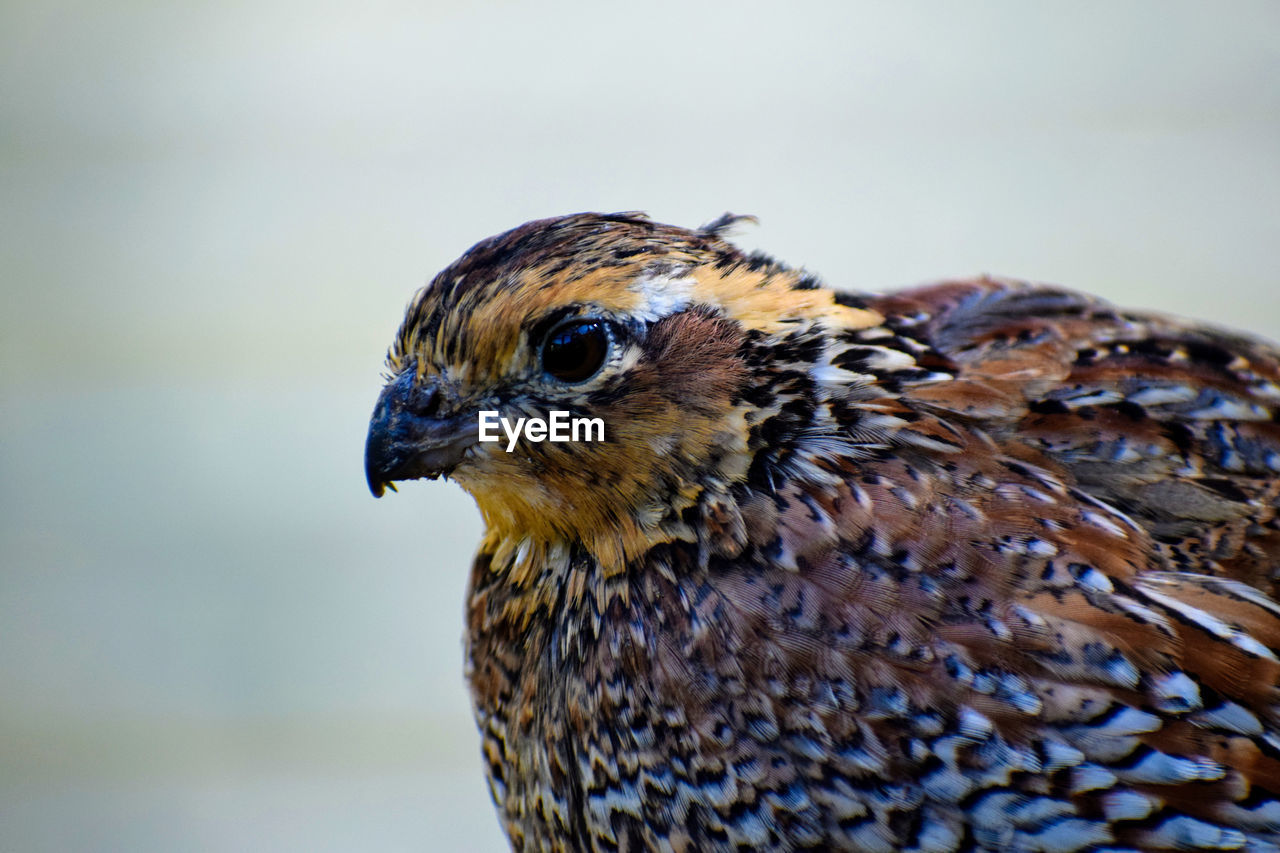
[365,445,389,498]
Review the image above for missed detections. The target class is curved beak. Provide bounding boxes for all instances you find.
[364,371,477,497]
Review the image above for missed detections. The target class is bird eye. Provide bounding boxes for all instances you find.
[541,319,611,383]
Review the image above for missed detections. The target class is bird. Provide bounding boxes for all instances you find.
[364,212,1280,852]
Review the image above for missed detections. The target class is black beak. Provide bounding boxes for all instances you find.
[364,371,477,497]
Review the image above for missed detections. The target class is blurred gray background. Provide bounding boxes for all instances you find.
[2,1,1277,850]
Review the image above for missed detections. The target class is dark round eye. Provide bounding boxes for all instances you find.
[541,319,611,383]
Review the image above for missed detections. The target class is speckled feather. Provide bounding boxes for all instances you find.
[370,213,1280,852]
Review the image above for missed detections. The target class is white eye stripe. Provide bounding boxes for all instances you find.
[629,270,696,321]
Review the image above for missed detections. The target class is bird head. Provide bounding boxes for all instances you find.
[365,213,882,566]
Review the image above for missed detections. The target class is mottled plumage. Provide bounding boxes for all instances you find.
[365,213,1280,852]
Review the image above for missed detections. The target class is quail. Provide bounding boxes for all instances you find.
[365,213,1280,852]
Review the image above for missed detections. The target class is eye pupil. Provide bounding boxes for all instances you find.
[542,320,609,383]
